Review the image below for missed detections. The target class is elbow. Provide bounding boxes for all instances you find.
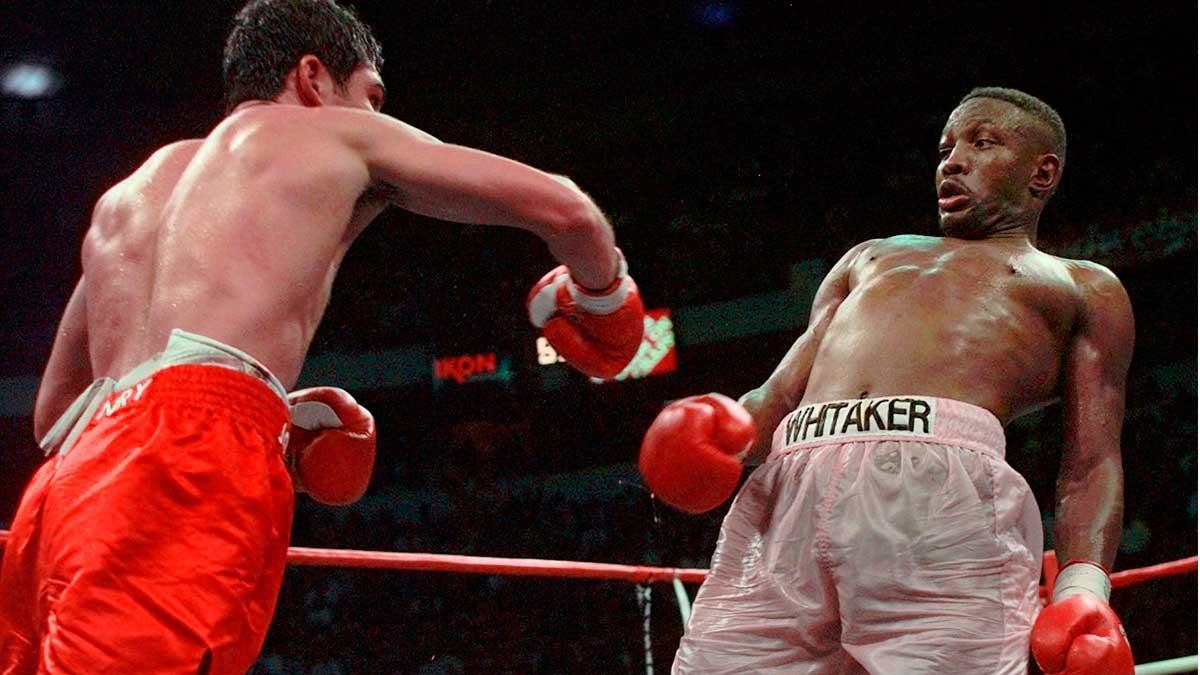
[541,178,606,237]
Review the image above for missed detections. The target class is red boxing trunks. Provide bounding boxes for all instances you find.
[0,342,292,674]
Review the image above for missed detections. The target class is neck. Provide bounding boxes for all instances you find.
[228,89,305,116]
[988,208,1041,247]
[983,226,1037,247]
[229,99,275,115]
[944,204,1042,247]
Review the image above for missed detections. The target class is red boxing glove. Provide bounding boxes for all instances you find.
[1032,562,1134,675]
[526,249,645,379]
[638,393,755,514]
[286,387,376,505]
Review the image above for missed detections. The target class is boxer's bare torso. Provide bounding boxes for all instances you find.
[800,233,1119,425]
[83,105,388,390]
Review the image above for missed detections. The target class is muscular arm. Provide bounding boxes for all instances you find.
[1054,266,1134,569]
[738,241,874,463]
[33,278,92,441]
[345,112,618,289]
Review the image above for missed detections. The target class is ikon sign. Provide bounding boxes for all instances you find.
[433,352,509,384]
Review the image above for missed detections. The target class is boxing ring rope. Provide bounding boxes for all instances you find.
[1,531,1194,673]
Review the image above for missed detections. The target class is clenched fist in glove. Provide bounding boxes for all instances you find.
[1032,561,1134,675]
[639,393,756,514]
[287,387,376,505]
[527,249,645,379]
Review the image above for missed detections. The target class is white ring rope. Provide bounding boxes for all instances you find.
[1135,655,1199,675]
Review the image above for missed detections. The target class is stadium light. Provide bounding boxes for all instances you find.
[1,62,63,99]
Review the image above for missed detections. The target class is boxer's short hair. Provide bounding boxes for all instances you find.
[223,0,383,112]
[960,86,1066,197]
[960,86,1066,162]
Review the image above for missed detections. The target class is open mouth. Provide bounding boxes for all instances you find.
[937,181,970,212]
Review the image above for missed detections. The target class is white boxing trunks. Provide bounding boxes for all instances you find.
[673,396,1043,675]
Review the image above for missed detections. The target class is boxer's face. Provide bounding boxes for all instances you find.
[327,63,386,113]
[935,98,1040,238]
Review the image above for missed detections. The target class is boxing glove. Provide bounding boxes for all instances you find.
[286,387,376,505]
[526,249,645,379]
[639,393,755,514]
[1032,561,1134,675]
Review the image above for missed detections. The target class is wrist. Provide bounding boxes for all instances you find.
[571,248,625,294]
[568,248,633,314]
[1052,559,1112,603]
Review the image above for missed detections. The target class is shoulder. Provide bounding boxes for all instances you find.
[857,234,942,257]
[878,233,938,248]
[840,237,886,262]
[94,139,204,210]
[1056,257,1134,348]
[1054,256,1130,308]
[840,234,939,264]
[149,138,204,161]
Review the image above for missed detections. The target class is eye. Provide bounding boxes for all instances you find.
[974,138,996,149]
[938,146,952,160]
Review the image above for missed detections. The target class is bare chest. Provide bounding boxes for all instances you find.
[848,241,1081,336]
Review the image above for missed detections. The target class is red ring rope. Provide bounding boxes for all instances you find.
[0,530,1191,589]
[287,546,709,583]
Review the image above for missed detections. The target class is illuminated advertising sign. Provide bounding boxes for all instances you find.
[433,352,512,385]
[535,309,677,381]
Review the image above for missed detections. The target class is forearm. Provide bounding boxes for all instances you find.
[34,280,92,440]
[34,366,91,441]
[1053,456,1124,569]
[738,383,799,465]
[539,189,618,290]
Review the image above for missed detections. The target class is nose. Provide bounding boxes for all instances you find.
[941,144,967,177]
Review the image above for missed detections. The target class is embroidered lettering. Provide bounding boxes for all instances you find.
[887,398,908,431]
[800,404,823,440]
[824,401,849,435]
[95,378,153,420]
[909,399,932,434]
[863,399,885,431]
[785,410,804,445]
[841,401,864,433]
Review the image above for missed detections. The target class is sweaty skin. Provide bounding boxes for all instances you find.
[739,97,1134,569]
[804,235,1086,422]
[35,61,617,439]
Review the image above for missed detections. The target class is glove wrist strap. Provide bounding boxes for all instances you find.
[568,248,633,315]
[1052,559,1112,603]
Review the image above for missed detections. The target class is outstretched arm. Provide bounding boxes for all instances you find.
[34,278,92,441]
[738,240,873,463]
[345,112,617,289]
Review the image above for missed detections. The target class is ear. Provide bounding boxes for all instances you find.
[1029,153,1062,199]
[294,55,328,107]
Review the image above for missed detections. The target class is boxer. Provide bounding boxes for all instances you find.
[0,1,643,672]
[641,87,1135,674]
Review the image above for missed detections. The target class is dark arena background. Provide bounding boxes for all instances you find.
[1,2,1195,673]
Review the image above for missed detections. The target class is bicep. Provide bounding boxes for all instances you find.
[1060,276,1135,473]
[352,115,589,230]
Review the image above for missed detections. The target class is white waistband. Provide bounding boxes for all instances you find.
[770,395,1006,460]
[38,329,287,456]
